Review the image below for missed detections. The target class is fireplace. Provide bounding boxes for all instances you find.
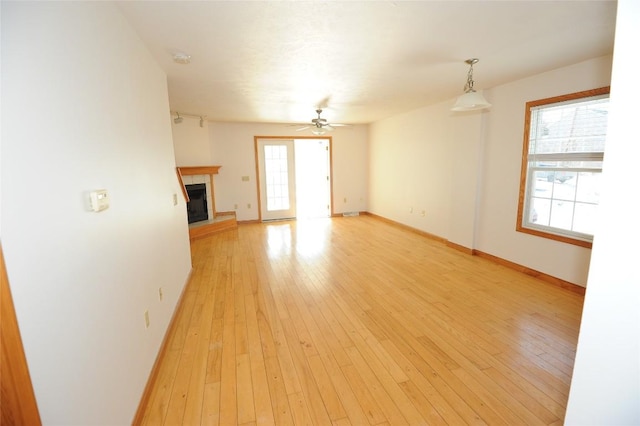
[185,183,208,224]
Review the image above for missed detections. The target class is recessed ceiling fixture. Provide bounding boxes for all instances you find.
[172,52,191,64]
[451,58,491,112]
[174,112,183,124]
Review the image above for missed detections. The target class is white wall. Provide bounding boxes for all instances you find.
[209,122,368,221]
[369,104,447,233]
[171,115,213,166]
[1,3,192,424]
[566,0,640,423]
[368,56,612,286]
[476,56,612,285]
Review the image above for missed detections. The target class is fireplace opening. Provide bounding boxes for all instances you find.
[185,183,208,224]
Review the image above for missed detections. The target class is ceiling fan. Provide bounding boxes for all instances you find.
[296,109,348,135]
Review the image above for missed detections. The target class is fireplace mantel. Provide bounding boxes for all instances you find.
[177,166,221,176]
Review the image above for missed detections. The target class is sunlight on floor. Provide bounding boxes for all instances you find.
[265,218,331,259]
[266,223,292,258]
[295,218,331,258]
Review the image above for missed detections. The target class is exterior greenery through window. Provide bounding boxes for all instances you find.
[517,87,610,248]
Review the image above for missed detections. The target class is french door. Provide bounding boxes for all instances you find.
[295,138,331,219]
[257,139,297,220]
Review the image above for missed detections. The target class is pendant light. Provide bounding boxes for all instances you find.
[451,58,491,112]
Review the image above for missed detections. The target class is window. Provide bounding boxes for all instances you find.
[517,87,610,248]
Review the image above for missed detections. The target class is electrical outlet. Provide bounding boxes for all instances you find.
[343,197,347,203]
[421,210,426,217]
[234,204,238,209]
[144,310,150,329]
[247,203,251,209]
[159,287,163,301]
[172,193,178,206]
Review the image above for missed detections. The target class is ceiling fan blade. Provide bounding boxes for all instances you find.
[296,125,311,131]
[328,123,350,127]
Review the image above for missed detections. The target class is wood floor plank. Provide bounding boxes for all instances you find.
[398,379,448,425]
[306,354,348,422]
[340,363,388,425]
[345,343,422,425]
[140,348,181,426]
[314,352,371,426]
[137,216,585,425]
[200,382,220,426]
[204,319,224,385]
[280,318,333,425]
[263,355,294,426]
[218,275,237,426]
[244,294,276,426]
[482,366,560,424]
[182,282,216,426]
[365,307,489,425]
[236,353,256,425]
[379,339,472,425]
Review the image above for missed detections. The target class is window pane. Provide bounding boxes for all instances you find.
[575,172,601,204]
[573,202,598,235]
[552,175,577,201]
[549,200,574,231]
[530,96,608,155]
[531,197,551,226]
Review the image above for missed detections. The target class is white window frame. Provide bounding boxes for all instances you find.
[516,87,610,248]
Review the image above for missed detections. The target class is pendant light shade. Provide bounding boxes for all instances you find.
[311,127,327,135]
[451,58,491,112]
[451,90,491,112]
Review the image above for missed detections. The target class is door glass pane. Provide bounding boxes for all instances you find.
[264,145,290,211]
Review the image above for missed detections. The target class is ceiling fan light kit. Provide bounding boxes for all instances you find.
[297,108,348,135]
[451,58,492,112]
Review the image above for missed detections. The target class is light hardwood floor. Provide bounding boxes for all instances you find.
[138,215,584,425]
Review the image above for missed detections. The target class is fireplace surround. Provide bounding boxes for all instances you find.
[176,166,237,239]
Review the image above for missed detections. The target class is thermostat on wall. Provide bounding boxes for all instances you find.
[89,189,109,212]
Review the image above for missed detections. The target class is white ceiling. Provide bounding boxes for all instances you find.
[116,1,617,126]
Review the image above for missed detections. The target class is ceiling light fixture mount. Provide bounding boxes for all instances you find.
[451,58,491,112]
[172,52,191,65]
